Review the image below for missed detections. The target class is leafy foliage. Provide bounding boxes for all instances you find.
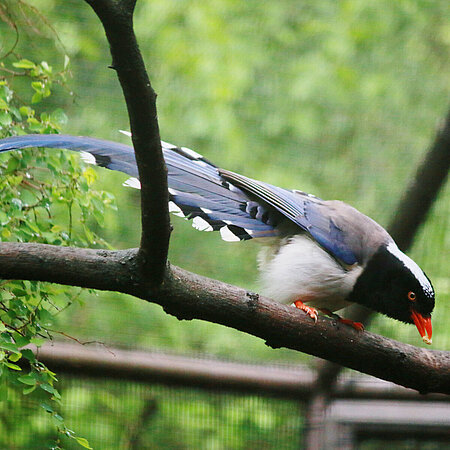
[0,58,117,449]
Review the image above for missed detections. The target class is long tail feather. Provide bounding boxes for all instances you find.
[0,134,279,240]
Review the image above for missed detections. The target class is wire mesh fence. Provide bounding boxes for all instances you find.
[1,375,304,449]
[1,343,449,449]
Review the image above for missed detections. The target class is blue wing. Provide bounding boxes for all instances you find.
[0,134,358,263]
[0,134,279,241]
[219,170,359,265]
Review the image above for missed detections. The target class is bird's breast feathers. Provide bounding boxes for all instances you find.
[257,234,363,311]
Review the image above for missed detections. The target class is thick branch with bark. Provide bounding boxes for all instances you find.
[84,0,171,283]
[0,242,449,395]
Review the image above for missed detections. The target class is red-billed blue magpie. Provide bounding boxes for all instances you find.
[0,134,435,344]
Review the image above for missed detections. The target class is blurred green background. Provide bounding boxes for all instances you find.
[0,0,449,448]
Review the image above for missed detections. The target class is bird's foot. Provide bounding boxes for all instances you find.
[293,300,318,322]
[319,308,364,331]
[338,318,364,331]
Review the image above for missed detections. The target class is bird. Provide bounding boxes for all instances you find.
[0,133,435,344]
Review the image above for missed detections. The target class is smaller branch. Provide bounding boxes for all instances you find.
[0,3,19,60]
[389,108,450,250]
[84,0,170,284]
[0,67,25,76]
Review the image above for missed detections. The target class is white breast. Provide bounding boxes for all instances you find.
[258,235,363,312]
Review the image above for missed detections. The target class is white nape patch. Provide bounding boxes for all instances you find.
[220,226,240,242]
[80,151,96,165]
[192,216,213,232]
[119,130,132,137]
[200,207,212,214]
[168,201,185,218]
[181,146,203,160]
[386,242,433,296]
[123,177,141,189]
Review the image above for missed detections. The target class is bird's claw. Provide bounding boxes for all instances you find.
[318,308,364,332]
[337,318,364,331]
[293,300,318,322]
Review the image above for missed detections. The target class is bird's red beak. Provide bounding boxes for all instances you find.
[411,309,432,345]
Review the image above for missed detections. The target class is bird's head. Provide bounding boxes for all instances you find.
[348,242,434,344]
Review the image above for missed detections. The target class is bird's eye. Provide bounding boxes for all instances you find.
[408,291,416,302]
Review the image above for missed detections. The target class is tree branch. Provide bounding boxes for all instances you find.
[0,242,448,395]
[83,0,170,284]
[389,108,450,250]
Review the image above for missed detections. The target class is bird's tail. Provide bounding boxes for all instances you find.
[0,134,278,241]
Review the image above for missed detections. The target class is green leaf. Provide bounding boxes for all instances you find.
[74,437,93,449]
[43,85,52,98]
[14,334,30,347]
[40,61,52,74]
[27,116,40,125]
[40,402,54,413]
[18,374,37,385]
[31,92,43,104]
[0,342,20,353]
[38,309,54,327]
[0,111,12,126]
[31,81,44,92]
[9,106,22,120]
[9,352,22,362]
[21,349,36,363]
[4,362,21,371]
[23,384,36,395]
[0,98,8,110]
[50,109,68,127]
[40,383,61,399]
[19,106,33,116]
[11,288,27,297]
[0,211,8,226]
[12,59,36,69]
[1,228,11,239]
[6,156,20,173]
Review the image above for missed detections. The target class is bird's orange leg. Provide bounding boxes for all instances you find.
[319,308,364,331]
[293,299,318,322]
